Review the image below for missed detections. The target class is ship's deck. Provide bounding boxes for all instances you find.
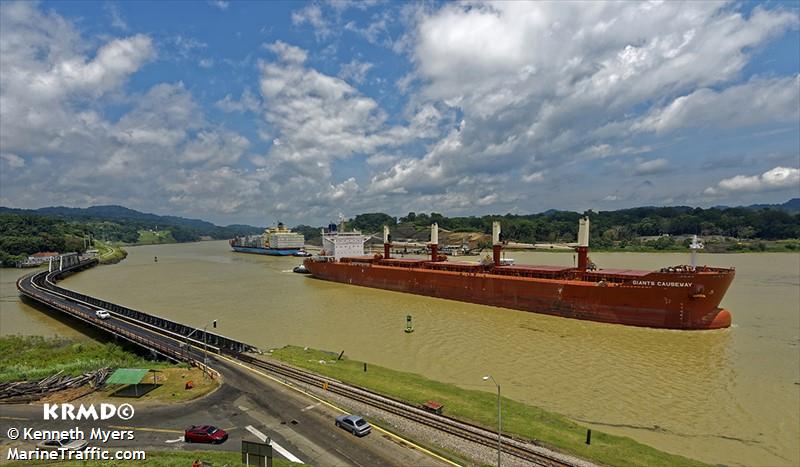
[329,255,733,284]
[588,268,650,277]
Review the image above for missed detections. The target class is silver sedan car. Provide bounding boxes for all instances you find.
[335,414,371,436]
[37,437,88,451]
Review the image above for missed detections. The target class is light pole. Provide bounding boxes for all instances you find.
[483,375,501,467]
[185,319,217,376]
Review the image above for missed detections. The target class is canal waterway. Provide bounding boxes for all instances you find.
[3,241,798,466]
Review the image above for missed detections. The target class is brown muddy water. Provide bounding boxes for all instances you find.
[2,241,798,466]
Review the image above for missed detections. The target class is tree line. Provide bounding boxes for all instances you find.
[3,201,797,265]
[344,205,800,248]
[0,213,260,266]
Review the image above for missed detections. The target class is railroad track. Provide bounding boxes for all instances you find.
[237,354,574,467]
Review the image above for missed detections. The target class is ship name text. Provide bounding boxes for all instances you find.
[630,280,692,288]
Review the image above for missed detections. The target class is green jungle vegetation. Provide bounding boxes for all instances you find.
[0,206,261,266]
[0,336,173,383]
[326,200,800,252]
[270,345,708,467]
[2,200,798,266]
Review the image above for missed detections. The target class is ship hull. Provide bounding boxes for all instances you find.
[231,246,301,256]
[304,260,734,330]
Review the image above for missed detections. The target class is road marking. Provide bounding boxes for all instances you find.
[109,425,183,434]
[218,354,460,467]
[246,425,304,464]
[301,403,320,412]
[0,416,28,421]
[165,437,184,444]
[99,315,459,466]
[271,439,304,464]
[245,425,267,442]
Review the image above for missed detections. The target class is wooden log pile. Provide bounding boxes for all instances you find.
[0,367,110,403]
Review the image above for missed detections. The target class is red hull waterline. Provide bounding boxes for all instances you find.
[303,257,734,330]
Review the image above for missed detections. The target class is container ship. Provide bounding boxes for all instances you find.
[230,223,309,256]
[304,219,735,330]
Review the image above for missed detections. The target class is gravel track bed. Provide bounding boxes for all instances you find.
[269,370,595,467]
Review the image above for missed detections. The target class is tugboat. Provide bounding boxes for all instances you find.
[292,264,310,274]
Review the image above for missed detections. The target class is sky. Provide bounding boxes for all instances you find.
[0,0,798,227]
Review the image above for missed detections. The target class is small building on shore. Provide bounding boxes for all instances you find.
[21,252,60,267]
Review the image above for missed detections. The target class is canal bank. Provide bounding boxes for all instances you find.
[5,240,799,465]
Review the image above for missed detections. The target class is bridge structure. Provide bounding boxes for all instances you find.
[17,260,259,368]
[48,252,82,272]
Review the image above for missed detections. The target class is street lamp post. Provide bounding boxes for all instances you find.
[483,375,501,467]
[185,319,217,376]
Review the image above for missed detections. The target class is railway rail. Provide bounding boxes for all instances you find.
[237,354,575,466]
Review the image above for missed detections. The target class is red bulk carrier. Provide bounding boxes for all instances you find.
[304,219,734,330]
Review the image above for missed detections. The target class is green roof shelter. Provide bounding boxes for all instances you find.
[106,368,161,397]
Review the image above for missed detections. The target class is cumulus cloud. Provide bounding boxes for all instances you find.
[105,3,128,31]
[1,1,798,225]
[633,158,670,176]
[344,13,391,46]
[215,87,261,113]
[0,2,155,157]
[0,3,263,221]
[263,41,308,64]
[704,167,800,196]
[209,1,229,11]
[522,171,545,183]
[338,59,374,84]
[257,41,429,182]
[291,4,331,41]
[634,76,800,134]
[169,35,207,59]
[1,153,25,169]
[362,1,798,211]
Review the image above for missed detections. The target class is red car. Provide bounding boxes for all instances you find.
[184,425,228,444]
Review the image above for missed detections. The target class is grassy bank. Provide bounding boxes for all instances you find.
[79,366,219,404]
[137,229,176,244]
[0,336,169,383]
[269,345,707,467]
[94,240,127,264]
[6,450,304,466]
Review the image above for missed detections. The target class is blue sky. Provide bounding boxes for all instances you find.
[1,1,798,226]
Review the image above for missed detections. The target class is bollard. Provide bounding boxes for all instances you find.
[363,363,367,372]
[585,429,591,445]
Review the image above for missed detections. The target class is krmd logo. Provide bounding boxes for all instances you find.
[43,403,135,421]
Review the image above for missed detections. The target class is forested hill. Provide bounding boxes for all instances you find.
[2,205,223,231]
[0,206,262,266]
[2,199,798,266]
[342,199,800,249]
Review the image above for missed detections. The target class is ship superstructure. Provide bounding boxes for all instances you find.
[230,223,307,256]
[319,222,370,261]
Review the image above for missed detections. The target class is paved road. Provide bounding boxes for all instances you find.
[1,357,448,466]
[8,270,452,466]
